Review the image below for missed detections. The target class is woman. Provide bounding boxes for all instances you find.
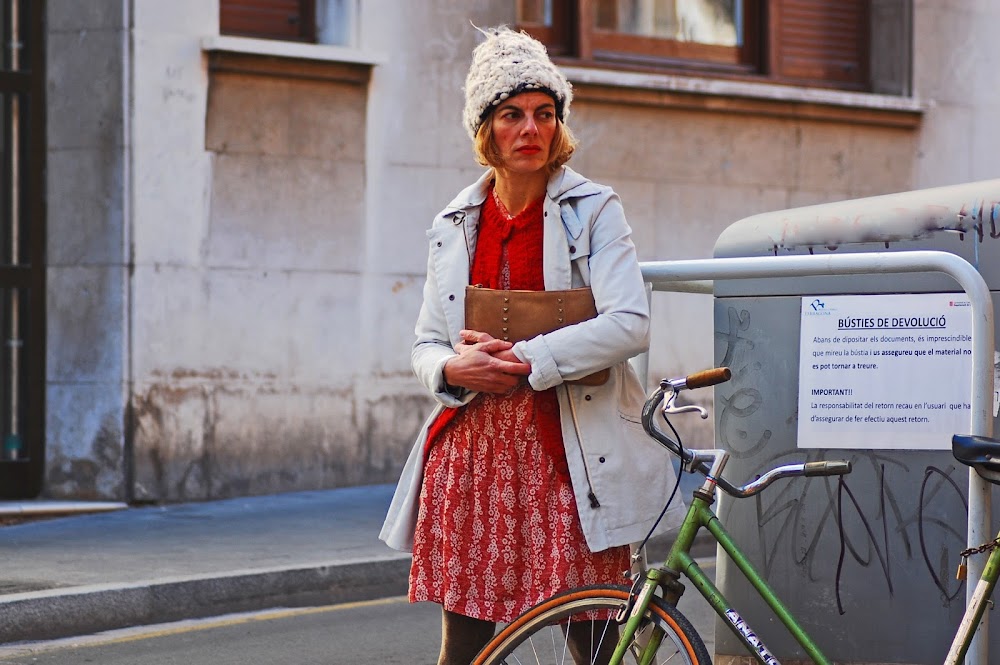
[380,26,684,665]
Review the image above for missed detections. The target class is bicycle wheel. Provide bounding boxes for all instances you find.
[473,585,711,665]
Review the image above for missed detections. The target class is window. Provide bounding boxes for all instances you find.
[220,0,358,46]
[518,1,883,93]
[221,0,317,42]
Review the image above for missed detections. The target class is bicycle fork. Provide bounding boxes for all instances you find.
[607,513,703,665]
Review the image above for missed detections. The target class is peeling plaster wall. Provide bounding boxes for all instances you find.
[42,1,1000,500]
[127,2,436,500]
[126,0,217,501]
[130,376,427,500]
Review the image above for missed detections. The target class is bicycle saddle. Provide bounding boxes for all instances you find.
[952,434,1000,485]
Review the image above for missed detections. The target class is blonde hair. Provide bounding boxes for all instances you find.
[473,116,577,174]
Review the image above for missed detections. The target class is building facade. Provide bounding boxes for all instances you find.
[3,0,997,501]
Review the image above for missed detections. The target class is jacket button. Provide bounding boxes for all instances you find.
[599,456,606,463]
[448,294,455,301]
[584,395,592,401]
[436,241,442,247]
[569,245,576,253]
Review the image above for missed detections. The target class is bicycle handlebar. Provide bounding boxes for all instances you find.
[662,367,732,392]
[682,366,732,390]
[718,459,853,497]
[642,367,853,498]
[642,366,733,462]
[804,460,853,476]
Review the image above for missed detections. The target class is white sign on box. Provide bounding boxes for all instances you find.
[797,293,973,450]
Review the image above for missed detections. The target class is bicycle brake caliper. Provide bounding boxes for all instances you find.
[615,574,647,623]
[617,579,657,624]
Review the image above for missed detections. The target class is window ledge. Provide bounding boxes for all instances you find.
[561,66,925,129]
[202,35,385,84]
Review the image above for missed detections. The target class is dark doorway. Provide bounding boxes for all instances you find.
[0,0,45,498]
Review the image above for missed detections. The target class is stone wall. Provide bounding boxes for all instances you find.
[45,0,128,498]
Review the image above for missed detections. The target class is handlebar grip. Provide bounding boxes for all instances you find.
[803,460,853,476]
[684,367,732,390]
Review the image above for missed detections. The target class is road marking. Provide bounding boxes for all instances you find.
[0,596,411,655]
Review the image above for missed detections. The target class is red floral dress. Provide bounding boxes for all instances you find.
[408,185,630,623]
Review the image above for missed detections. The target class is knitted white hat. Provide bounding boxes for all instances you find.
[463,26,573,139]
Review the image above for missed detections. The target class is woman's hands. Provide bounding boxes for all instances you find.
[443,330,531,394]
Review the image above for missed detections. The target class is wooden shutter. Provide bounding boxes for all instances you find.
[517,0,575,58]
[770,1,870,90]
[220,0,316,42]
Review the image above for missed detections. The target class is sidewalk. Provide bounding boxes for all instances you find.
[0,477,710,644]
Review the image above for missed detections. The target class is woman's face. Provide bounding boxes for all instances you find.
[490,91,558,175]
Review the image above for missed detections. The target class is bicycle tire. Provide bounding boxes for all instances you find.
[473,585,712,665]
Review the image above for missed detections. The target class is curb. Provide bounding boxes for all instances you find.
[0,557,411,644]
[0,532,715,644]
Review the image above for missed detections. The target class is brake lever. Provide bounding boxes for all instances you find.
[661,392,709,419]
[663,403,709,419]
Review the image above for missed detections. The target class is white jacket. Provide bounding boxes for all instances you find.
[379,166,685,553]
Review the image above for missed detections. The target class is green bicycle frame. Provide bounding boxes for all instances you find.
[945,533,1000,665]
[609,494,1000,665]
[611,491,832,665]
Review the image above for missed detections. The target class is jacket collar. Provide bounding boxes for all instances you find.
[546,165,604,202]
[551,166,603,240]
[441,170,493,217]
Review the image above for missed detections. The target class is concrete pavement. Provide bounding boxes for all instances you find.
[0,476,709,644]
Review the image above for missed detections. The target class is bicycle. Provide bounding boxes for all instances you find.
[471,366,1000,665]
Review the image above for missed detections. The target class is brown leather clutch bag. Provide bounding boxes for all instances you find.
[464,285,610,386]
